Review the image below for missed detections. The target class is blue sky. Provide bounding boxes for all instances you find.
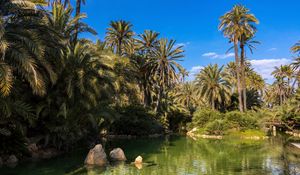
[78,0,300,82]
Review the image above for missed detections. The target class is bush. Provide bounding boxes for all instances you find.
[189,108,222,129]
[109,105,164,136]
[224,111,258,130]
[205,119,228,135]
[168,110,191,133]
[188,109,260,135]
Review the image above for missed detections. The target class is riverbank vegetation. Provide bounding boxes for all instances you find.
[0,0,300,163]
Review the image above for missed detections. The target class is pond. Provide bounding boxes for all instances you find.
[1,135,300,175]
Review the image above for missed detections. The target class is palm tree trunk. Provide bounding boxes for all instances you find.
[240,42,247,111]
[154,88,163,112]
[212,99,215,110]
[74,0,81,42]
[234,39,243,112]
[118,39,122,55]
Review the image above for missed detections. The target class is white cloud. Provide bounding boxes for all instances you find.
[250,58,291,81]
[175,42,190,48]
[268,48,277,51]
[202,52,234,59]
[187,65,204,81]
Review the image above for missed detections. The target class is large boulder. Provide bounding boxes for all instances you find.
[109,148,126,161]
[84,144,107,166]
[6,155,18,165]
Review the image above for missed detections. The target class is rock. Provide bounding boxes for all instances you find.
[84,144,107,166]
[6,155,18,165]
[109,148,126,161]
[134,156,143,164]
[0,157,3,166]
[40,148,59,159]
[27,143,38,153]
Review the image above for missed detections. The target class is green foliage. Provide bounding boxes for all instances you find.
[189,109,260,135]
[189,108,222,129]
[109,105,164,136]
[224,111,258,130]
[205,119,228,135]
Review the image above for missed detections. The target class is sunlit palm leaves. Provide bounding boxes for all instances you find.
[0,0,63,96]
[195,64,231,110]
[105,20,134,55]
[219,4,259,112]
[147,39,184,88]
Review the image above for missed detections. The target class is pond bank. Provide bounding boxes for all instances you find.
[1,135,299,175]
[187,128,268,140]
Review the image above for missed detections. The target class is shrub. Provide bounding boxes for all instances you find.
[205,119,228,135]
[224,111,258,130]
[109,105,164,136]
[189,108,222,129]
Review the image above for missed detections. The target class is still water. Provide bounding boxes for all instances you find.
[1,135,300,175]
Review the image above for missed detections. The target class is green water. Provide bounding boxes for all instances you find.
[1,136,300,175]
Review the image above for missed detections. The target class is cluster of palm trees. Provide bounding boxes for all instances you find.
[172,62,265,113]
[218,5,259,112]
[1,0,300,156]
[0,0,186,151]
[264,46,300,107]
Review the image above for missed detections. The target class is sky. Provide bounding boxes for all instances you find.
[78,0,300,83]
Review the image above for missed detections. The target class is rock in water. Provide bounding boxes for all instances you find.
[84,144,107,166]
[6,155,18,165]
[134,155,143,164]
[109,148,126,161]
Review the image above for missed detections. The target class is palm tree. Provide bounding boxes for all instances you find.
[105,20,134,56]
[291,41,300,53]
[136,30,159,54]
[173,82,197,114]
[47,2,96,42]
[219,4,258,112]
[240,35,260,111]
[195,64,231,110]
[74,0,86,42]
[272,65,291,104]
[0,0,62,96]
[134,30,159,106]
[146,38,184,112]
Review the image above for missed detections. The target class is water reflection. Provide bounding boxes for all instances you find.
[0,135,300,175]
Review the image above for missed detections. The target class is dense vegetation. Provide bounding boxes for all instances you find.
[0,1,299,161]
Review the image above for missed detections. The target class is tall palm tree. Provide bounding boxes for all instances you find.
[146,38,184,112]
[105,20,134,56]
[135,30,160,107]
[219,4,258,112]
[74,0,86,42]
[240,35,260,111]
[195,64,231,110]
